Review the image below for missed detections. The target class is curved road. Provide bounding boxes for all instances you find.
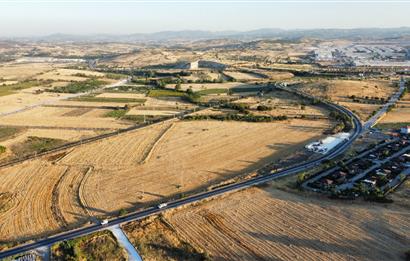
[0,91,363,259]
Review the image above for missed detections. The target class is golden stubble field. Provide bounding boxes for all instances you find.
[0,115,331,243]
[168,186,410,261]
[0,106,131,130]
[380,92,410,124]
[0,63,56,81]
[294,79,396,121]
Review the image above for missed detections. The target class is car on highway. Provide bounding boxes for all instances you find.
[100,219,109,226]
[157,203,168,209]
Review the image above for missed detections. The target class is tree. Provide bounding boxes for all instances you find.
[186,87,194,95]
[297,173,306,185]
[175,83,181,91]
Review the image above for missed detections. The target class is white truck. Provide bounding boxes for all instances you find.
[100,219,109,225]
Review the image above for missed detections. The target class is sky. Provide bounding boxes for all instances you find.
[0,0,409,36]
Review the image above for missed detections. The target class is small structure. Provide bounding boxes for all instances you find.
[400,126,410,134]
[363,179,377,186]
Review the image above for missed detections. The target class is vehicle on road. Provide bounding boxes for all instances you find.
[157,203,168,209]
[100,219,109,226]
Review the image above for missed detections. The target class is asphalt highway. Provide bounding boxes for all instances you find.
[0,91,363,259]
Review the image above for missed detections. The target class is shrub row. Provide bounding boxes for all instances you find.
[184,113,287,122]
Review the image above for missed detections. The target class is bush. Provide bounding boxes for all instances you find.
[0,145,6,154]
[256,105,272,111]
[118,208,128,216]
[52,79,105,93]
[221,103,250,113]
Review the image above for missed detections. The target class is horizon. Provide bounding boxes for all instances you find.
[3,26,410,38]
[1,1,410,37]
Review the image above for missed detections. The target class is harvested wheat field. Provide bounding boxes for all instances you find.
[0,160,69,242]
[168,186,410,261]
[60,119,330,215]
[223,71,264,81]
[0,106,131,130]
[35,69,105,82]
[143,97,194,109]
[126,109,180,116]
[0,129,97,147]
[293,79,396,121]
[0,63,56,81]
[53,100,129,108]
[95,92,146,99]
[0,117,331,243]
[0,89,72,115]
[122,216,208,261]
[254,91,330,118]
[379,93,410,124]
[258,70,294,81]
[339,101,382,121]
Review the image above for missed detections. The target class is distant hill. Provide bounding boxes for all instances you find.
[3,27,410,43]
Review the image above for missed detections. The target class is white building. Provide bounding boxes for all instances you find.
[400,126,410,134]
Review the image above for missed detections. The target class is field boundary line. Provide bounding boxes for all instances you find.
[51,167,70,228]
[140,122,175,164]
[78,166,94,217]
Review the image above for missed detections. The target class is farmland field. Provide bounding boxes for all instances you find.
[35,69,105,82]
[292,79,396,121]
[0,114,331,242]
[223,71,265,81]
[168,185,410,261]
[0,106,132,130]
[378,92,410,127]
[0,63,56,81]
[122,216,208,261]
